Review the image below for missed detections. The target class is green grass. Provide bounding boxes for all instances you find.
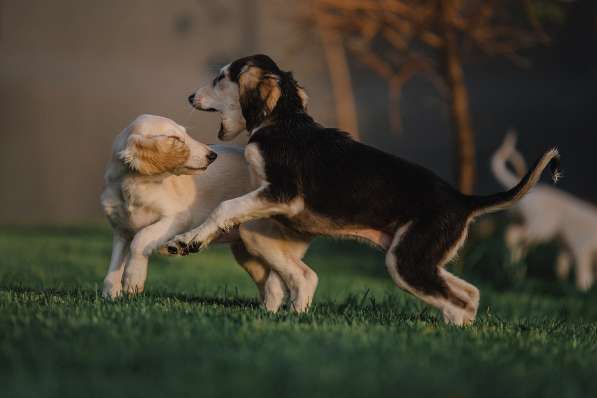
[1,224,596,398]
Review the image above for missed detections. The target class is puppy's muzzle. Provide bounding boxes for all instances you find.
[188,94,217,112]
[206,151,218,164]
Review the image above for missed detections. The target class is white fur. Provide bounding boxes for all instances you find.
[164,140,319,312]
[240,220,316,312]
[101,115,301,306]
[191,65,246,141]
[492,132,597,291]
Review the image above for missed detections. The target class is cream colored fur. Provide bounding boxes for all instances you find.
[164,141,319,312]
[492,132,597,291]
[100,114,294,306]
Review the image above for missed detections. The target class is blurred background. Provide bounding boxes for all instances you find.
[0,0,595,224]
[2,4,597,395]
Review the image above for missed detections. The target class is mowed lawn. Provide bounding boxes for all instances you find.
[1,224,596,398]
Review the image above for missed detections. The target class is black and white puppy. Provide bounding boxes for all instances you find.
[165,55,561,325]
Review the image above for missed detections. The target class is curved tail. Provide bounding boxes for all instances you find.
[470,147,561,216]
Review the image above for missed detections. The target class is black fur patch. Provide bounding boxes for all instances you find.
[225,55,478,296]
[223,54,546,300]
[230,54,306,132]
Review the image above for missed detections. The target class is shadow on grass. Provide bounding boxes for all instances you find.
[0,223,110,240]
[1,284,262,309]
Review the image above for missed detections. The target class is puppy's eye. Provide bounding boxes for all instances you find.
[212,74,225,87]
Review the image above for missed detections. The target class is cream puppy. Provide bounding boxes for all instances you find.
[493,132,597,291]
[100,114,288,303]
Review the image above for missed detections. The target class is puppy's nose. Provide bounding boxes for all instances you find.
[188,94,195,105]
[206,151,218,164]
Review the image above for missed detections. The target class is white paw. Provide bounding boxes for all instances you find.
[289,292,312,313]
[163,229,217,256]
[576,275,594,292]
[261,272,288,313]
[122,271,146,295]
[442,306,474,327]
[102,280,122,299]
[263,287,286,313]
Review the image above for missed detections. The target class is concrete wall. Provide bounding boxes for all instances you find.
[0,0,334,223]
[1,1,596,224]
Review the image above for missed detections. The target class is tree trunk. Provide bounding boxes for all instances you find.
[315,14,360,140]
[440,0,476,194]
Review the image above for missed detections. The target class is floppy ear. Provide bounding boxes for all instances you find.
[297,85,309,110]
[238,66,281,115]
[119,135,189,175]
[238,65,263,98]
[258,74,281,114]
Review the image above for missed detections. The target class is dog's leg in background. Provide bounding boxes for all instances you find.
[555,251,572,281]
[230,240,289,311]
[239,220,315,313]
[505,224,528,263]
[123,217,187,294]
[102,231,131,299]
[574,250,594,292]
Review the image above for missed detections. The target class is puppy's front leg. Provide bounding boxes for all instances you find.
[165,188,302,255]
[123,216,187,295]
[102,231,131,299]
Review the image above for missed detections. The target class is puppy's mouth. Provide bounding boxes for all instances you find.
[190,104,218,112]
[185,166,208,171]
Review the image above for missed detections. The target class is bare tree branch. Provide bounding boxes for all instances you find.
[306,0,556,191]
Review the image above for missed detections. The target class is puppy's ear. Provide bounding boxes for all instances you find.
[119,135,189,175]
[297,85,309,110]
[238,66,281,115]
[258,74,281,114]
[238,65,263,98]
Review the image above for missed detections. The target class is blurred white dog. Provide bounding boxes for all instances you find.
[492,132,597,291]
[100,114,291,306]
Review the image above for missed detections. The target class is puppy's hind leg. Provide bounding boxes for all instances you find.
[230,240,288,312]
[505,224,528,263]
[439,268,480,323]
[239,219,315,313]
[262,272,289,312]
[555,250,572,281]
[385,216,476,326]
[574,250,594,292]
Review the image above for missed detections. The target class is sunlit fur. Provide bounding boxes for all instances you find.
[167,55,561,325]
[120,135,190,176]
[100,114,292,305]
[492,132,597,291]
[189,63,308,141]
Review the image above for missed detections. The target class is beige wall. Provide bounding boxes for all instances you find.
[0,0,334,224]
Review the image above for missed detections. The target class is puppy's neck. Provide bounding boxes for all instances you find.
[249,121,271,137]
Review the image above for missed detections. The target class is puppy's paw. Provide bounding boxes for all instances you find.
[163,238,201,256]
[576,276,594,293]
[442,307,474,327]
[157,244,187,256]
[163,230,211,256]
[123,274,145,296]
[102,280,122,300]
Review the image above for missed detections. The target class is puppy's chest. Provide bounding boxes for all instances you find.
[119,180,177,230]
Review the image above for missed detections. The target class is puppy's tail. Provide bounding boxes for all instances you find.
[469,148,561,216]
